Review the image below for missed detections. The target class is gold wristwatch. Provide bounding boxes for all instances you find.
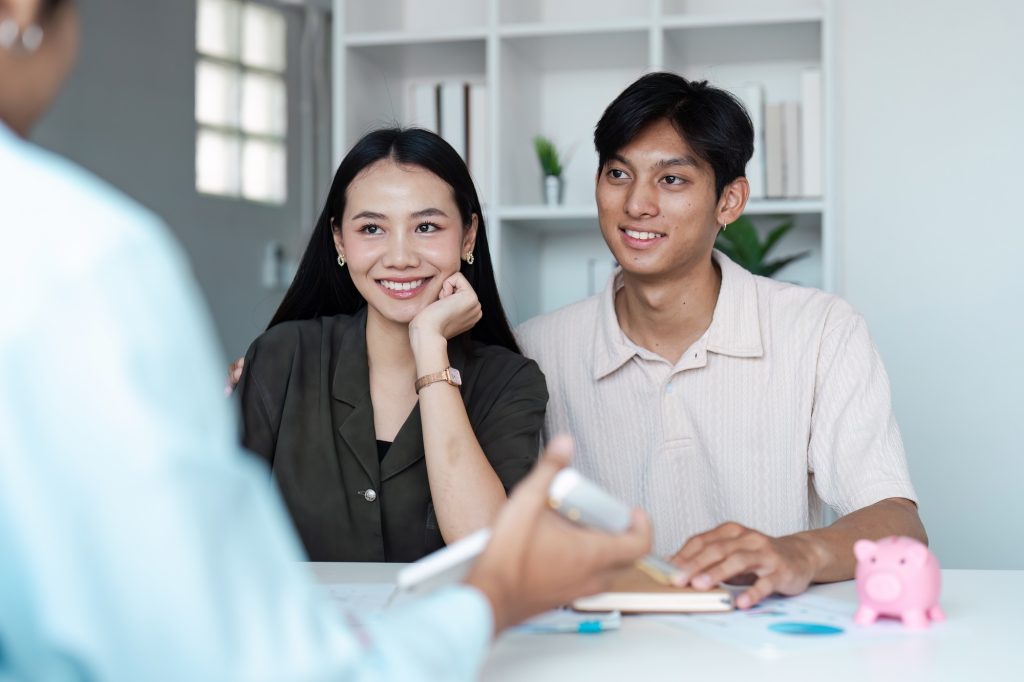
[415,366,462,393]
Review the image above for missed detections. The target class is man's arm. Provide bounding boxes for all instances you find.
[672,305,924,608]
[670,498,926,608]
[797,497,926,583]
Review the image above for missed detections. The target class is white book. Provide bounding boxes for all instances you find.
[765,103,785,198]
[407,81,439,134]
[801,68,823,197]
[468,82,489,202]
[439,80,467,161]
[740,84,766,199]
[782,101,802,198]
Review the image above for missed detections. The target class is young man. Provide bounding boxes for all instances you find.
[517,72,926,609]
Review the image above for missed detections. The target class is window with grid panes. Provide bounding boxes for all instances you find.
[195,0,287,204]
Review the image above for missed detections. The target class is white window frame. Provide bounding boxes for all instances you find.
[195,0,288,205]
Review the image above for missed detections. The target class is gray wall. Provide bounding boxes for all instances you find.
[32,0,310,361]
[835,0,1024,568]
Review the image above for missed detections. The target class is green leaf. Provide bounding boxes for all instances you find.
[714,238,741,264]
[761,220,794,258]
[719,218,762,269]
[761,251,811,277]
[533,135,563,177]
[716,214,811,280]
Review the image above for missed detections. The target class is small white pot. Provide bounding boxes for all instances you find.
[543,175,564,206]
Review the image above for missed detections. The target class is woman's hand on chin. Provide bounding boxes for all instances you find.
[408,273,482,351]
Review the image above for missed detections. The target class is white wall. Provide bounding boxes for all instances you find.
[31,0,313,361]
[834,0,1024,568]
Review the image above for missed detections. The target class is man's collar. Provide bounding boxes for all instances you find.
[593,269,639,380]
[592,249,763,380]
[705,249,764,358]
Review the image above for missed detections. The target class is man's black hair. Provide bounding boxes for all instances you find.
[594,72,754,199]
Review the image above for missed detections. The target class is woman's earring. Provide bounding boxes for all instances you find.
[464,252,475,265]
[721,223,728,231]
[337,254,346,268]
[0,18,43,53]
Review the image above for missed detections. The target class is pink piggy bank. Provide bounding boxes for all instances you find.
[853,536,944,629]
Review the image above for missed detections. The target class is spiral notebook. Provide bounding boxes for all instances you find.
[572,566,734,614]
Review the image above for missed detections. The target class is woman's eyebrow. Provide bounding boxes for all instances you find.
[410,208,449,219]
[350,210,387,221]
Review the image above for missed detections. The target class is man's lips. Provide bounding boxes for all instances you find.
[619,227,666,248]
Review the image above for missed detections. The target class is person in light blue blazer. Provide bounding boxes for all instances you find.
[0,1,651,680]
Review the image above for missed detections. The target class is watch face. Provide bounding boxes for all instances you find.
[447,367,462,385]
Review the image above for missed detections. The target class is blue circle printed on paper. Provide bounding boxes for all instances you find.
[768,622,845,636]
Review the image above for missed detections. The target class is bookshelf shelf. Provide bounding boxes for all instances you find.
[497,205,597,221]
[333,0,834,324]
[499,200,825,219]
[497,20,652,39]
[745,199,824,214]
[344,29,488,47]
[659,9,822,30]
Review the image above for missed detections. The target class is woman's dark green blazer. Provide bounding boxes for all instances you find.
[236,307,548,562]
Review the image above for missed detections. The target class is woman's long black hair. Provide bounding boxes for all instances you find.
[268,127,520,354]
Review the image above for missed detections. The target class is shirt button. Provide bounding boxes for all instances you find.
[666,384,674,394]
[358,489,377,502]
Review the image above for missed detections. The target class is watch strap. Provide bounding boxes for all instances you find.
[415,367,460,393]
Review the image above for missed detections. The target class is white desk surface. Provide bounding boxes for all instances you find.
[310,564,1023,682]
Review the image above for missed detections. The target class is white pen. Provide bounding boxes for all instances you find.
[635,554,687,586]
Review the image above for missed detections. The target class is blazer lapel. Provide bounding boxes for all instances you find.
[330,308,379,486]
[379,405,424,481]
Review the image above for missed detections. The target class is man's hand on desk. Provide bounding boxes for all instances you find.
[464,435,652,635]
[668,499,927,609]
[668,523,825,609]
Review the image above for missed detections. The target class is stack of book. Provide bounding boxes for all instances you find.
[406,80,489,200]
[739,68,823,200]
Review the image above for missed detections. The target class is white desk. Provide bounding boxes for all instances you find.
[311,564,1023,682]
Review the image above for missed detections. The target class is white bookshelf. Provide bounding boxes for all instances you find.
[332,0,834,324]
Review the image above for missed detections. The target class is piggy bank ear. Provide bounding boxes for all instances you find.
[903,543,929,568]
[853,539,877,562]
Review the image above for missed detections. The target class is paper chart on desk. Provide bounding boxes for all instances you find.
[650,592,926,657]
[324,583,396,615]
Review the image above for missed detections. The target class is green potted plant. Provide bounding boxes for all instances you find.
[715,215,809,278]
[533,135,564,205]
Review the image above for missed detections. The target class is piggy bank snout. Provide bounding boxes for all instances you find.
[864,573,903,602]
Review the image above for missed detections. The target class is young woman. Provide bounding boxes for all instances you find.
[235,128,547,562]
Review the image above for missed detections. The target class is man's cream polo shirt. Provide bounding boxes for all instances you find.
[516,250,917,556]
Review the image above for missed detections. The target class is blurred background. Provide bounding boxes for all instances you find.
[32,0,1023,569]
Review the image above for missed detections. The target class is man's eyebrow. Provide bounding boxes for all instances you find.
[351,210,386,221]
[410,208,449,219]
[605,154,699,169]
[654,156,699,169]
